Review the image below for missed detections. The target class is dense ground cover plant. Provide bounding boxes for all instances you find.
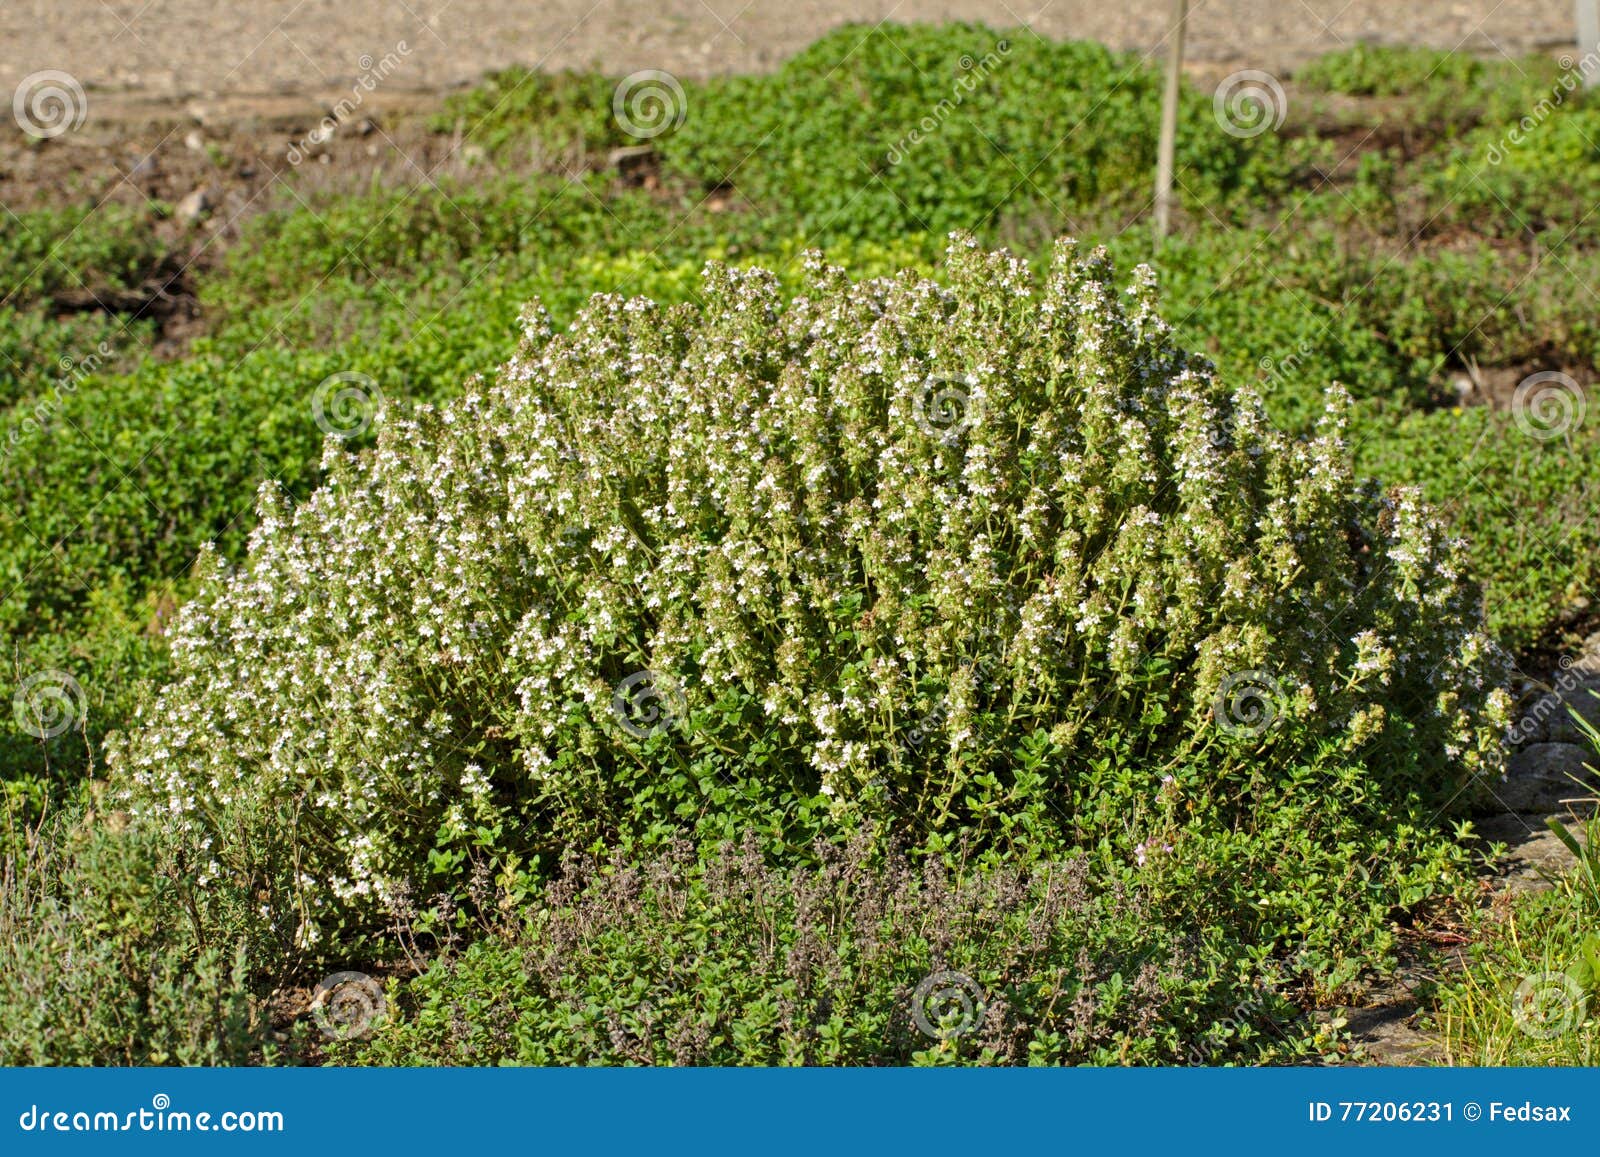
[1358,407,1600,651]
[0,815,257,1065]
[662,25,1295,241]
[443,25,1298,245]
[342,834,1323,1066]
[1295,45,1492,100]
[105,237,1509,953]
[0,204,166,311]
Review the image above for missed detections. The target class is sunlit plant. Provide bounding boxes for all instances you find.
[107,235,1511,944]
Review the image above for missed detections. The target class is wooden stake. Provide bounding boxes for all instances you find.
[1154,0,1188,238]
[1579,0,1600,87]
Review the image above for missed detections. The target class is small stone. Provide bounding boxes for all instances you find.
[1497,742,1598,813]
[175,187,213,226]
[1513,681,1600,747]
[184,129,206,152]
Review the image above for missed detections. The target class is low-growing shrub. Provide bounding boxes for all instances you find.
[1296,45,1490,100]
[106,237,1510,951]
[428,69,632,164]
[341,834,1315,1066]
[1357,405,1600,651]
[0,204,167,310]
[0,814,258,1065]
[659,25,1292,242]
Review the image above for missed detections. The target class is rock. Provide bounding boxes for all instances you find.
[1497,742,1598,813]
[184,129,206,152]
[1513,680,1600,747]
[174,187,213,226]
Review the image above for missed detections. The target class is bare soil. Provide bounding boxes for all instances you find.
[1,0,1580,119]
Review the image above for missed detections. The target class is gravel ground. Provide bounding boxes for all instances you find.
[0,0,1582,107]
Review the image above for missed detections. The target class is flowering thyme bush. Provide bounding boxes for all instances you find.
[107,235,1509,945]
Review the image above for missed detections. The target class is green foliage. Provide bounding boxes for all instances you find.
[429,68,630,162]
[1407,86,1600,237]
[658,24,1292,243]
[1296,45,1489,99]
[210,176,664,315]
[1435,721,1599,1065]
[0,204,166,308]
[1111,227,1429,427]
[1436,878,1600,1065]
[341,836,1323,1066]
[0,308,147,409]
[8,26,1600,1068]
[0,813,258,1065]
[1357,406,1600,651]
